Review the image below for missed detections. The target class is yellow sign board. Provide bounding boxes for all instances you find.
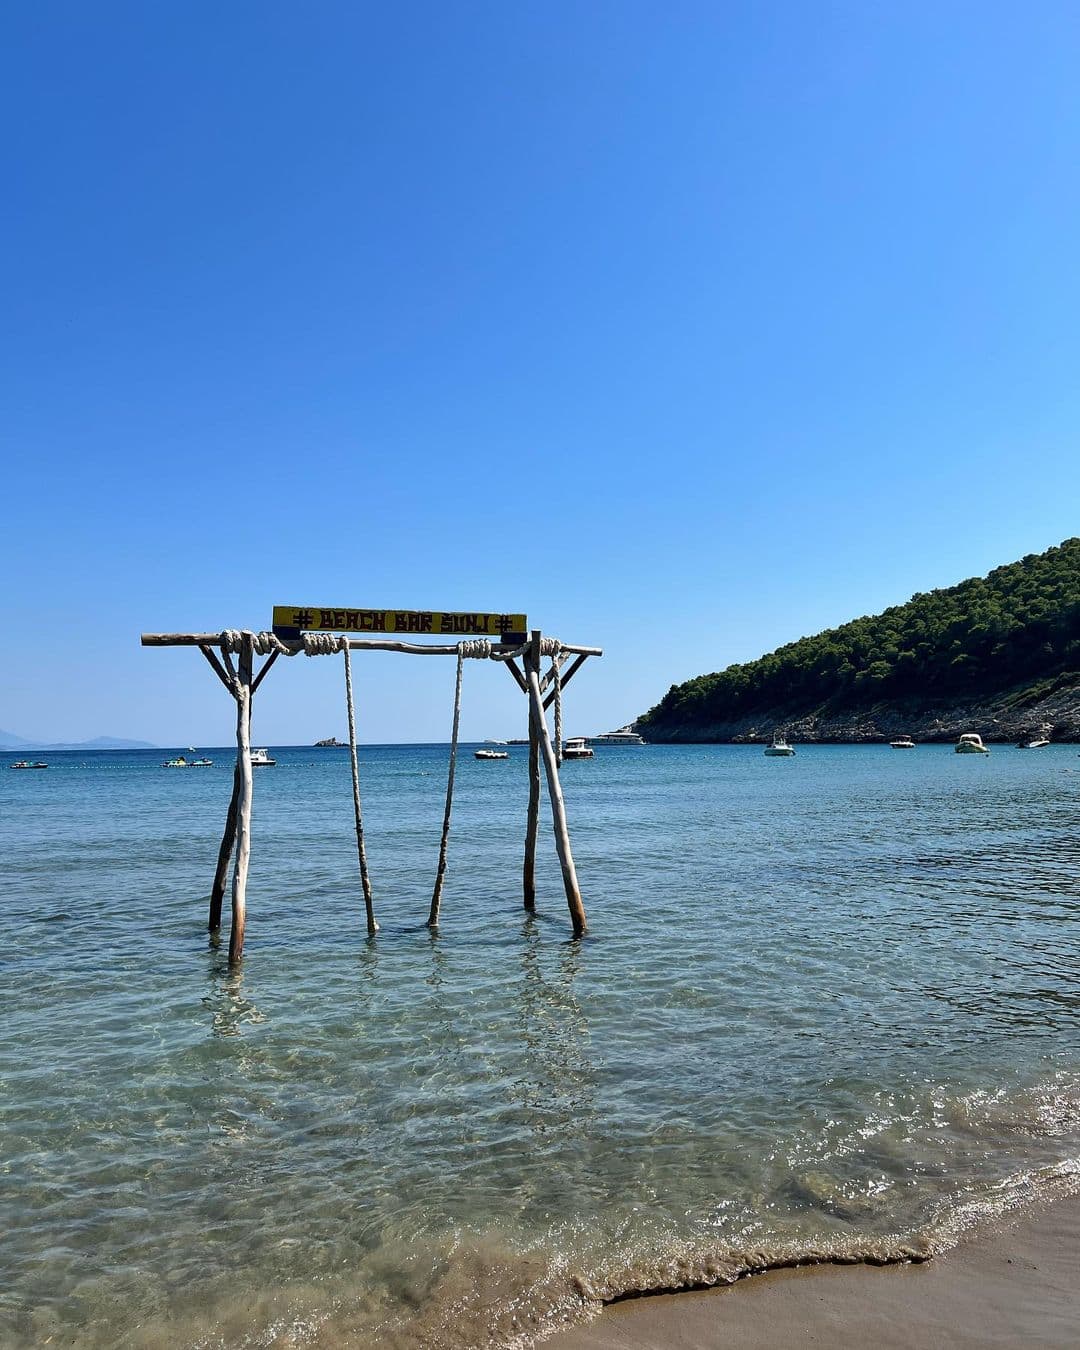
[272,606,528,639]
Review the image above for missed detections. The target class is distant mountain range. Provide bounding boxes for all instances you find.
[0,730,157,751]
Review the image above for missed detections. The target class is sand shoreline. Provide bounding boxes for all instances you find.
[544,1193,1080,1349]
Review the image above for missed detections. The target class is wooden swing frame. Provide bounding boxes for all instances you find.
[141,628,601,962]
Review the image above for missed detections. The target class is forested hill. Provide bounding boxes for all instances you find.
[638,539,1080,743]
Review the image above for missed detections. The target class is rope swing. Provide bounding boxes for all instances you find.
[341,640,378,934]
[428,638,491,927]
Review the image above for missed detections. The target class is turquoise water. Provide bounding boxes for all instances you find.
[2,743,1079,1347]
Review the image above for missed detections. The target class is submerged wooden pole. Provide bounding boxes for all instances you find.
[523,633,542,912]
[524,630,587,936]
[209,762,240,931]
[228,635,254,963]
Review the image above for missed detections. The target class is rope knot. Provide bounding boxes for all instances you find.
[252,630,293,655]
[302,632,343,656]
[219,629,243,653]
[538,636,562,656]
[458,638,492,659]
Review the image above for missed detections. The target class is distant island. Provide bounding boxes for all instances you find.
[314,736,345,747]
[638,538,1080,743]
[0,730,158,751]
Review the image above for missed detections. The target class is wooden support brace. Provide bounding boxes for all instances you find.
[199,644,236,694]
[542,653,589,710]
[251,649,279,695]
[504,657,528,695]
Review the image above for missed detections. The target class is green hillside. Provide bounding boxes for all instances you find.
[639,539,1080,738]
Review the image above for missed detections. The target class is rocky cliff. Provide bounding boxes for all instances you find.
[641,671,1080,744]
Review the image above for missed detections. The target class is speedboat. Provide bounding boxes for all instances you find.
[955,733,989,754]
[475,748,509,760]
[562,737,594,759]
[11,760,48,769]
[764,733,795,757]
[889,736,916,749]
[250,748,276,766]
[1018,737,1050,749]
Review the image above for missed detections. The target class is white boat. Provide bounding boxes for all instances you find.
[250,748,276,766]
[590,725,646,746]
[474,748,509,760]
[1018,737,1050,749]
[562,737,594,759]
[889,736,916,749]
[764,732,795,757]
[955,733,989,754]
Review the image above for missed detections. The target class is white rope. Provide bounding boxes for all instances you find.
[213,630,530,659]
[427,642,470,927]
[551,648,563,767]
[304,632,341,655]
[342,641,378,934]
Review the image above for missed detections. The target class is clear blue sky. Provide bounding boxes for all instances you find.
[2,2,1078,744]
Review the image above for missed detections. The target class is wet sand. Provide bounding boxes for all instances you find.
[546,1194,1080,1349]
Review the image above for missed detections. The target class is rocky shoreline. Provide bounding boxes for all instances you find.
[640,678,1080,745]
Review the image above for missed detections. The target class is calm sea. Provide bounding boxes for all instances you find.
[2,743,1079,1347]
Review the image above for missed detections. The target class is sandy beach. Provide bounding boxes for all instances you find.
[546,1194,1080,1350]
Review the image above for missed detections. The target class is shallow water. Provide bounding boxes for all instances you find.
[2,743,1079,1347]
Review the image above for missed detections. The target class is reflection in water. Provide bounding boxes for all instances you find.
[514,918,596,1137]
[202,961,266,1038]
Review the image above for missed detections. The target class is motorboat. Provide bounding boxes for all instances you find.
[475,748,509,760]
[250,748,276,766]
[955,733,989,754]
[562,737,594,759]
[889,736,916,749]
[162,755,190,768]
[764,733,795,757]
[11,760,48,769]
[590,725,646,746]
[1017,737,1050,749]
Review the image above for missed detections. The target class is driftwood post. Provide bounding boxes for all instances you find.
[523,634,542,911]
[228,635,255,964]
[525,629,587,936]
[209,762,240,931]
